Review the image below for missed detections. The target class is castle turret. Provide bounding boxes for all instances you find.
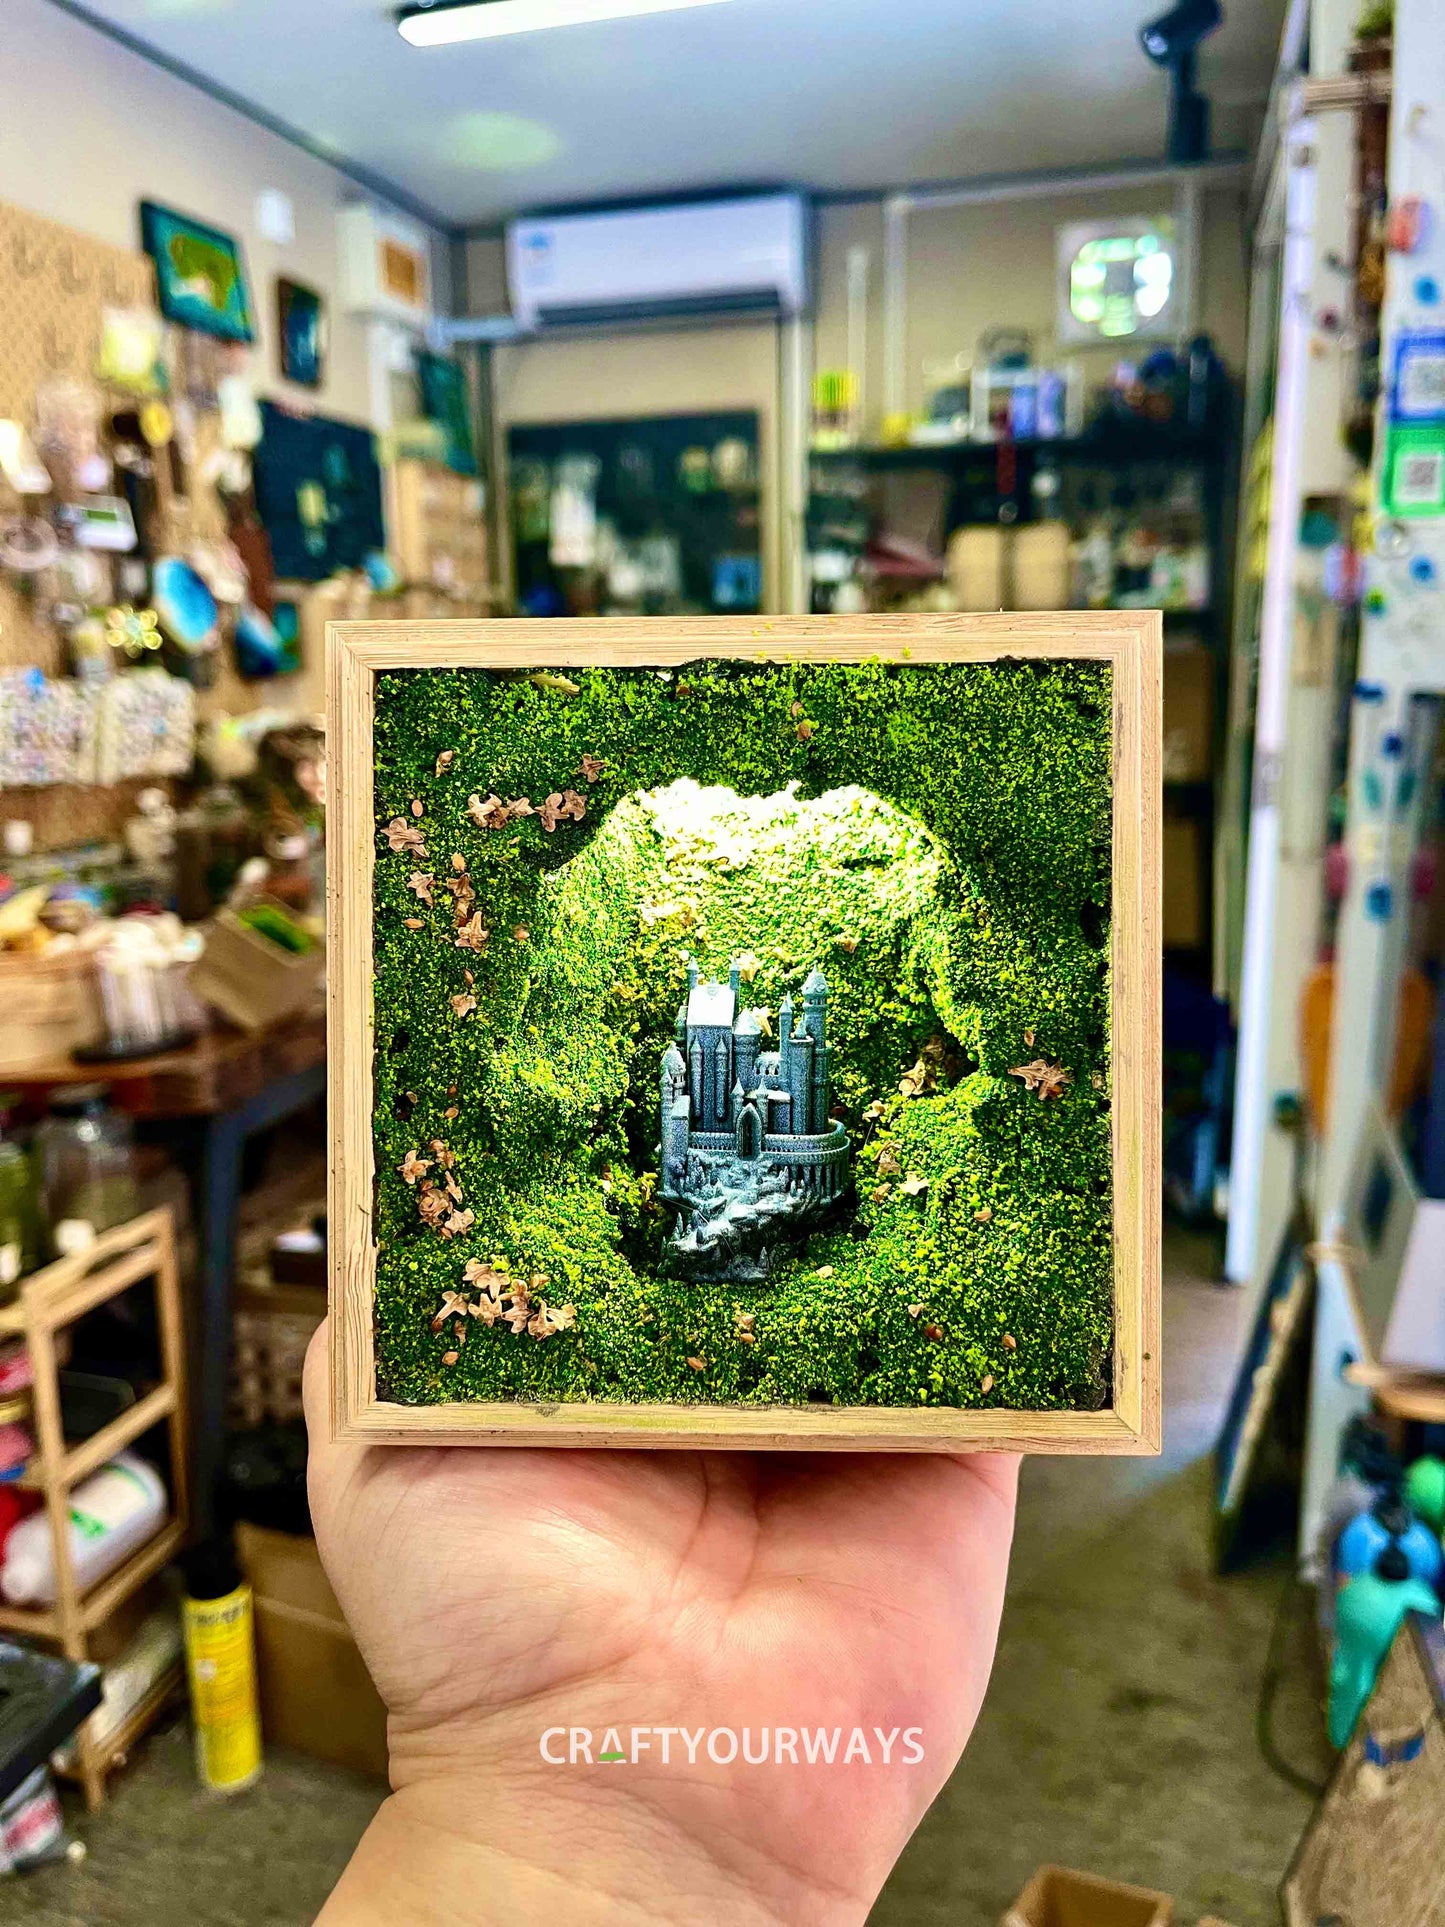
[713,1034,730,1123]
[734,1008,761,1098]
[789,1031,814,1136]
[689,1033,703,1114]
[661,1040,685,1101]
[686,957,700,990]
[730,1076,745,1127]
[779,993,794,1077]
[729,959,742,995]
[802,968,829,1132]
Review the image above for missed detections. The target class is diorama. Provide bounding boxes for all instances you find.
[328,615,1161,1452]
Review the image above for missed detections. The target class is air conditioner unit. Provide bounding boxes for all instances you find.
[506,193,809,331]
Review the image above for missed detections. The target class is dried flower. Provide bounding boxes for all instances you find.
[734,1309,757,1334]
[441,1207,474,1239]
[406,871,434,906]
[1008,1059,1072,1101]
[513,925,530,943]
[789,700,804,718]
[732,951,760,985]
[686,1356,707,1372]
[862,1099,885,1124]
[432,1290,470,1330]
[444,1171,463,1202]
[467,792,512,831]
[417,1186,449,1226]
[430,1140,456,1169]
[451,992,477,1019]
[528,1302,575,1340]
[738,1331,756,1346]
[507,797,535,820]
[403,917,424,931]
[435,750,455,777]
[451,852,467,873]
[441,1350,459,1366]
[410,800,424,819]
[872,1183,893,1203]
[398,1150,432,1185]
[578,754,606,784]
[385,817,427,856]
[898,1057,936,1099]
[529,1273,551,1294]
[973,1206,994,1223]
[876,1145,902,1178]
[923,1323,944,1343]
[835,934,859,955]
[900,1174,929,1198]
[1023,1028,1036,1048]
[795,719,816,741]
[1002,1333,1017,1351]
[443,1105,459,1121]
[503,1296,533,1335]
[906,1304,926,1320]
[455,913,489,953]
[462,1259,500,1288]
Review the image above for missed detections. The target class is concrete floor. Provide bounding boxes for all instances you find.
[9,1228,1329,1927]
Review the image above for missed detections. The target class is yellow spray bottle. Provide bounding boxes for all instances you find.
[180,1541,263,1795]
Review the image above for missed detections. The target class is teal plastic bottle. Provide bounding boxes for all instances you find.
[1328,1544,1439,1748]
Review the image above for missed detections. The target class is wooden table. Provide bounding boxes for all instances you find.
[10,1009,326,1533]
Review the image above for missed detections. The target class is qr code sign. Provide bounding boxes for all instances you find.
[1400,342,1445,418]
[1397,451,1444,507]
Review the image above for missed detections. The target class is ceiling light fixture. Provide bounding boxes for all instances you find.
[397,0,731,45]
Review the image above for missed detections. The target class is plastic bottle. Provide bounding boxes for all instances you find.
[1405,1456,1445,1534]
[0,1451,166,1605]
[1337,1496,1443,1592]
[1328,1544,1440,1748]
[181,1540,263,1795]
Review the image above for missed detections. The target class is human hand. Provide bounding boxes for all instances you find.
[306,1328,1017,1926]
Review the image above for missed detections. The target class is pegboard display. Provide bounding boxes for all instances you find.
[0,199,323,849]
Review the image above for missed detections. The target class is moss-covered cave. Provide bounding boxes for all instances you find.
[371,656,1114,1412]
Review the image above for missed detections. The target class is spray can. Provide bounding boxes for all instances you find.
[180,1541,262,1795]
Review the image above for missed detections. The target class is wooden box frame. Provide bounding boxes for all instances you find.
[328,614,1161,1453]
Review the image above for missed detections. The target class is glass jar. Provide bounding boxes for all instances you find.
[0,1098,39,1303]
[35,1086,139,1259]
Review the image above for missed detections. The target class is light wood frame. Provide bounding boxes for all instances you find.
[328,614,1161,1454]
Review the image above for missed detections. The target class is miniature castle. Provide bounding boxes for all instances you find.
[659,958,850,1277]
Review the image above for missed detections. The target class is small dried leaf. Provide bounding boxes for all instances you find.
[733,951,760,984]
[441,1205,473,1237]
[468,792,515,832]
[738,1330,756,1345]
[444,1171,464,1202]
[922,1323,944,1343]
[900,1174,929,1198]
[538,793,565,833]
[431,1140,456,1168]
[455,913,489,953]
[432,1290,469,1330]
[1023,1028,1036,1048]
[406,871,434,906]
[403,917,424,930]
[789,699,804,717]
[410,799,424,818]
[973,1206,994,1223]
[450,992,477,1019]
[443,1105,459,1122]
[795,718,817,741]
[452,852,467,872]
[980,1374,994,1395]
[1002,1333,1017,1351]
[814,1265,835,1280]
[384,817,427,855]
[897,1057,936,1099]
[441,1350,459,1366]
[872,1183,893,1203]
[835,934,859,955]
[733,1309,757,1334]
[907,1304,927,1320]
[1008,1058,1071,1101]
[513,925,529,943]
[529,1273,551,1294]
[686,1355,707,1372]
[862,1099,885,1123]
[507,797,535,820]
[876,1145,902,1177]
[434,750,455,777]
[578,754,606,784]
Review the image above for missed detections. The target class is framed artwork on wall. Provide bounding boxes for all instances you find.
[140,201,255,344]
[327,613,1163,1455]
[277,277,326,389]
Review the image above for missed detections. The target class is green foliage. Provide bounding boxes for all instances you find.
[372,657,1114,1411]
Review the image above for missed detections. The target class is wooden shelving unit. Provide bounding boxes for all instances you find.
[0,1210,188,1808]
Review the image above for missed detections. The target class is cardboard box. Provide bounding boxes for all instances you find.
[236,1522,388,1781]
[1163,817,1206,951]
[1002,1865,1174,1927]
[1163,648,1214,783]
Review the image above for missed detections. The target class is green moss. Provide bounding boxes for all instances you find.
[371,657,1114,1412]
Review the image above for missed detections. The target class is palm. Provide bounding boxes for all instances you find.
[307,1339,1017,1916]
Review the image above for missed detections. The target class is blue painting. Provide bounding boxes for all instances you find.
[141,201,255,345]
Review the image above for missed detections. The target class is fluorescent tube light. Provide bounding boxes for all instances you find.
[398,0,731,44]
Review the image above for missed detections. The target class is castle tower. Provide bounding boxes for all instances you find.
[802,968,829,1133]
[779,993,794,1079]
[689,1033,703,1115]
[789,1031,814,1136]
[713,1034,730,1123]
[729,958,742,995]
[733,1008,761,1097]
[730,1076,745,1128]
[686,957,700,991]
[660,1040,685,1103]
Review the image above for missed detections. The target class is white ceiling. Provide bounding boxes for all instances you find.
[74,0,1286,230]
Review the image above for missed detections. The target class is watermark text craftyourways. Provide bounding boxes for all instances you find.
[539,1727,926,1767]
